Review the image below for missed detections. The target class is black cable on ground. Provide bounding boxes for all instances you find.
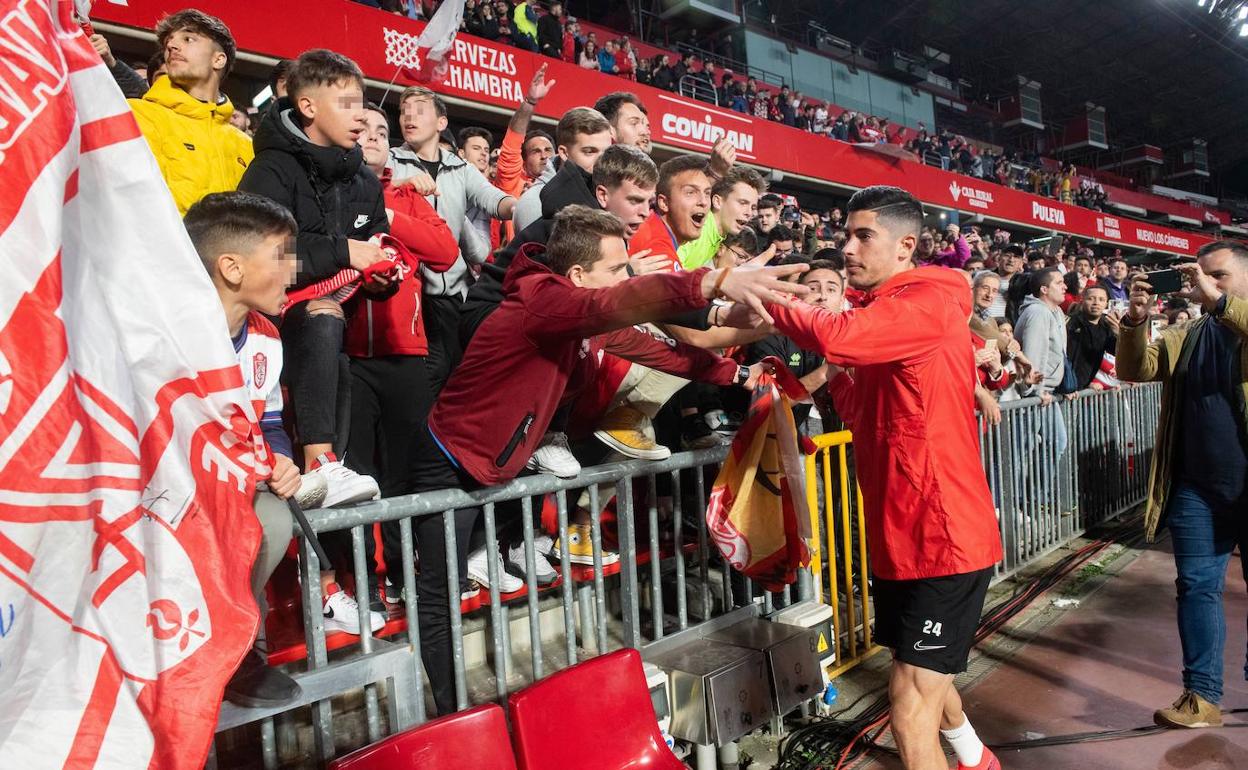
[774,515,1194,770]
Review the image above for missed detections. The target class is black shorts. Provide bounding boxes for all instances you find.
[873,567,992,675]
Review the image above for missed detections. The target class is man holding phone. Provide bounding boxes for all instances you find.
[1117,241,1248,729]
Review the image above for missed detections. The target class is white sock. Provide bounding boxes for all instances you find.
[940,715,984,767]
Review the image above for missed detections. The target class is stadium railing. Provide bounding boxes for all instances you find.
[208,383,1161,768]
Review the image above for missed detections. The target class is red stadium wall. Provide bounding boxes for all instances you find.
[94,0,1215,257]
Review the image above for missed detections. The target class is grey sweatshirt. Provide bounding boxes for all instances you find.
[387,145,506,299]
[1014,295,1068,395]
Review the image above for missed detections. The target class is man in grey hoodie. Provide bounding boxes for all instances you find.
[387,86,517,391]
[1013,266,1070,507]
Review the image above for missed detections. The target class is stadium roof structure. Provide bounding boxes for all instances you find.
[766,0,1248,178]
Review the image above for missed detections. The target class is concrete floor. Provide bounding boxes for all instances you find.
[858,540,1248,770]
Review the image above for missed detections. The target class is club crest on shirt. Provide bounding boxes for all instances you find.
[253,352,267,389]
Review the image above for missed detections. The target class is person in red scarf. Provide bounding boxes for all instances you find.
[344,104,460,609]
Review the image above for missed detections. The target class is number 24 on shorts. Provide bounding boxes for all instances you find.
[922,620,943,637]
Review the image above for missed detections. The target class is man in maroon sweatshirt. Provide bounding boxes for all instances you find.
[411,204,807,714]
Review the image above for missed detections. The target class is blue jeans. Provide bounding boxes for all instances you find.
[1165,483,1248,703]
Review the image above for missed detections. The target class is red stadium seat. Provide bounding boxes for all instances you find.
[508,649,683,770]
[328,704,517,770]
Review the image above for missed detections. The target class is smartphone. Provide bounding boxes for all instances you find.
[1110,298,1130,314]
[983,338,998,352]
[1146,268,1183,295]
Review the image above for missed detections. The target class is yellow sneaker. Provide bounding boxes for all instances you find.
[1154,690,1222,729]
[553,523,619,566]
[593,406,671,460]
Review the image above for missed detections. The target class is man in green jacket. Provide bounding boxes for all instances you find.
[1117,240,1248,730]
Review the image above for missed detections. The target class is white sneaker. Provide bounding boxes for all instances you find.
[508,539,559,585]
[467,546,524,594]
[307,454,380,508]
[525,432,581,478]
[322,583,385,635]
[294,471,328,510]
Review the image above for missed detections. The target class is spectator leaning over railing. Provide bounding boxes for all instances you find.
[743,185,1004,770]
[127,9,252,215]
[1117,241,1248,730]
[408,205,805,716]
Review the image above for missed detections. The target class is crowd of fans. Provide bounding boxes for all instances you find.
[98,5,1193,719]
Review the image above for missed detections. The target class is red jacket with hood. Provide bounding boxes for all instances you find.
[769,266,1003,580]
[345,172,459,357]
[428,247,738,486]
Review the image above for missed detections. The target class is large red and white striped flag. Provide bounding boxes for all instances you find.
[0,2,264,767]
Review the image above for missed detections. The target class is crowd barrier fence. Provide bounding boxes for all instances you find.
[208,382,1160,768]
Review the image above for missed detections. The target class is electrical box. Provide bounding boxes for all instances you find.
[770,601,837,680]
[707,616,825,716]
[646,639,774,746]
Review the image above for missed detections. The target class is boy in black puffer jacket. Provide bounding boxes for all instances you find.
[239,49,389,632]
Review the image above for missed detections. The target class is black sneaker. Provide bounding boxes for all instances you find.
[681,413,723,450]
[224,650,301,708]
[367,577,386,614]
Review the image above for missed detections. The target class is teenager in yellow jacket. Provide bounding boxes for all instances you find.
[128,10,252,215]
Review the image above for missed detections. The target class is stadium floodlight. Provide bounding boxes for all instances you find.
[1239,5,1248,19]
[1241,21,1248,34]
[1197,0,1206,8]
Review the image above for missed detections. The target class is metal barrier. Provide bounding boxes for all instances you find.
[211,447,806,767]
[211,383,1160,768]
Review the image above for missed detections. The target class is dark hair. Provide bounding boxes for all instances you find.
[721,228,760,257]
[846,185,923,238]
[803,258,844,287]
[555,107,612,150]
[656,154,709,198]
[756,196,780,212]
[438,128,458,151]
[1074,254,1092,265]
[809,247,844,271]
[591,144,658,190]
[592,91,648,126]
[185,192,297,275]
[146,50,165,85]
[547,205,628,275]
[1003,243,1025,258]
[269,59,292,96]
[1026,249,1046,264]
[1196,239,1248,264]
[711,167,767,201]
[457,126,494,148]
[1030,267,1063,298]
[1082,284,1109,300]
[286,49,365,103]
[522,129,554,152]
[770,224,795,242]
[156,9,236,77]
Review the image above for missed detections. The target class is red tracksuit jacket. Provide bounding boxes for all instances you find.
[770,266,1003,580]
[344,173,459,357]
[428,247,738,486]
